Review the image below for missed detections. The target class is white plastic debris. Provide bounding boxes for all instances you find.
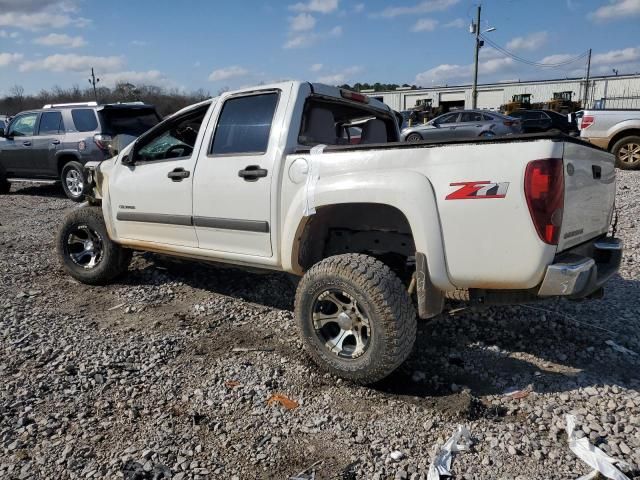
[605,340,638,356]
[427,425,472,480]
[565,414,630,480]
[389,450,404,462]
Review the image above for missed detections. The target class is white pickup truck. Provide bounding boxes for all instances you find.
[56,81,622,384]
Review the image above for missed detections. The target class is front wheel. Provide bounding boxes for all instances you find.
[295,254,417,384]
[612,136,640,170]
[61,161,87,202]
[0,179,10,194]
[56,206,132,285]
[405,133,422,143]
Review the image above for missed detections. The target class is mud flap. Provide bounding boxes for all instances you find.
[416,252,444,319]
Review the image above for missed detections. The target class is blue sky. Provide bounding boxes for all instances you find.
[0,0,639,96]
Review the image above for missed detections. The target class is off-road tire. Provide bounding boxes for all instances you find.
[60,160,87,202]
[406,133,422,143]
[295,254,417,384]
[0,179,10,194]
[56,206,132,285]
[612,135,640,170]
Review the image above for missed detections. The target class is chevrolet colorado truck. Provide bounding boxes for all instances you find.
[579,108,640,169]
[56,81,622,384]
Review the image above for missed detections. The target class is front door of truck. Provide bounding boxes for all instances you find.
[1,112,40,177]
[108,104,210,248]
[192,87,289,257]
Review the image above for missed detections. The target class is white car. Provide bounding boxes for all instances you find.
[56,81,621,384]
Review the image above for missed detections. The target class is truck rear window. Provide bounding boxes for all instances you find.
[71,109,98,132]
[99,108,160,137]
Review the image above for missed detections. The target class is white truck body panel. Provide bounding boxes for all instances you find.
[91,81,618,295]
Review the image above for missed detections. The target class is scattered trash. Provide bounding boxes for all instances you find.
[503,384,533,400]
[267,393,299,410]
[389,450,404,462]
[224,380,241,388]
[565,414,630,480]
[288,460,322,480]
[231,347,275,353]
[605,340,638,357]
[107,302,126,311]
[427,425,472,480]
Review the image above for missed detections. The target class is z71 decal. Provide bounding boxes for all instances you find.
[445,181,509,200]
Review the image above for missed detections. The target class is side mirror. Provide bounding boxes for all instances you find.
[121,154,134,166]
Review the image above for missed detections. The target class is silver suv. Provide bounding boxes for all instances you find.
[0,102,161,200]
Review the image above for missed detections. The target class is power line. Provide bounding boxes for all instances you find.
[479,34,589,68]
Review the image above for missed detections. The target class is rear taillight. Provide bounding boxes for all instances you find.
[580,115,594,130]
[93,133,113,151]
[524,158,564,245]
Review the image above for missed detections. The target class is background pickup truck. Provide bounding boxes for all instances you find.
[580,108,640,169]
[56,81,621,384]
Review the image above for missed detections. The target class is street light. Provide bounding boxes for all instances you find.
[470,5,496,108]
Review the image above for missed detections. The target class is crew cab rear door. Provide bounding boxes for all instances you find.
[192,86,290,257]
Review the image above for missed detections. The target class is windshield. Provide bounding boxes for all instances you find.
[99,108,161,136]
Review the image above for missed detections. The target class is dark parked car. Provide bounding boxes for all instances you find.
[0,102,161,200]
[509,109,578,135]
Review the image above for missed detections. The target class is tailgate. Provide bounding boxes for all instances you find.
[559,141,616,251]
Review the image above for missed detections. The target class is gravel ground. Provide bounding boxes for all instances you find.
[1,172,639,480]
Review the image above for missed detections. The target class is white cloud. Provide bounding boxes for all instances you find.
[316,65,362,85]
[98,70,173,87]
[373,0,459,18]
[588,0,640,21]
[34,33,86,48]
[539,53,578,65]
[208,65,249,82]
[411,18,438,32]
[354,3,365,12]
[0,0,90,30]
[0,30,20,38]
[131,40,149,47]
[290,13,316,31]
[0,52,24,67]
[414,57,515,85]
[289,0,339,14]
[443,18,465,28]
[310,63,323,72]
[19,54,123,73]
[506,31,548,51]
[591,46,640,66]
[284,25,342,49]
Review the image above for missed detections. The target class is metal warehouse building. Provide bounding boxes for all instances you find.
[366,73,640,112]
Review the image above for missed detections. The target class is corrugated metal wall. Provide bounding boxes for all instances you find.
[373,75,640,111]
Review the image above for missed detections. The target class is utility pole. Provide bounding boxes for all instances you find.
[583,49,592,108]
[471,5,482,109]
[88,68,100,103]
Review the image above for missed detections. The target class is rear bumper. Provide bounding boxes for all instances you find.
[537,237,622,298]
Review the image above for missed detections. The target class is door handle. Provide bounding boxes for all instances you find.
[22,141,32,147]
[238,165,268,181]
[51,139,60,145]
[592,165,602,180]
[167,168,190,181]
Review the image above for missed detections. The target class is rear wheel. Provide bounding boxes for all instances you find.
[612,136,640,170]
[0,178,10,194]
[406,133,422,143]
[60,161,86,202]
[295,254,416,384]
[56,206,132,285]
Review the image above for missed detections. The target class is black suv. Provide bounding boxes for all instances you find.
[0,102,161,201]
